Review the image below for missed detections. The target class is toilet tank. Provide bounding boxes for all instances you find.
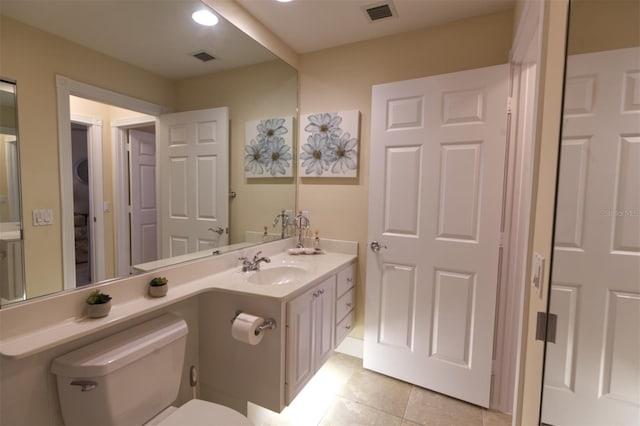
[51,313,188,426]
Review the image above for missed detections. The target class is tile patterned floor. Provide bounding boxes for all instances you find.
[247,353,512,426]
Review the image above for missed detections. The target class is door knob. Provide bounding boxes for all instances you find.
[370,241,387,253]
[208,226,224,235]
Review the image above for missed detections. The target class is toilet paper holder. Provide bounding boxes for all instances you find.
[230,311,277,335]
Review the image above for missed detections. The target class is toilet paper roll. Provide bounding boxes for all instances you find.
[231,313,265,345]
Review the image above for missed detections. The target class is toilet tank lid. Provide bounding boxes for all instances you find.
[51,313,188,377]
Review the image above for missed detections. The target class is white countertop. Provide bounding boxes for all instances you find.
[0,240,357,359]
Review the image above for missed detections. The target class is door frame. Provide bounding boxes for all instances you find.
[111,116,157,277]
[494,0,544,419]
[56,75,169,288]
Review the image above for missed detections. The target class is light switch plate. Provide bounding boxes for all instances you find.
[32,209,54,226]
[531,252,545,299]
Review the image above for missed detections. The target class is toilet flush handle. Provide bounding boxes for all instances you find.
[70,380,98,392]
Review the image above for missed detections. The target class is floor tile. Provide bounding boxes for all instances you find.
[404,386,483,426]
[319,396,403,426]
[338,368,412,417]
[248,352,513,426]
[482,409,512,426]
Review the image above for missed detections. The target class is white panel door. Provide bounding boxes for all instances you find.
[157,108,229,257]
[364,64,509,408]
[542,47,640,426]
[129,129,158,265]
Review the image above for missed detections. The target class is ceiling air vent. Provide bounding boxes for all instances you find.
[192,51,216,62]
[363,1,397,22]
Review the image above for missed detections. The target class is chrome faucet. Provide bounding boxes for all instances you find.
[272,210,290,239]
[239,251,271,272]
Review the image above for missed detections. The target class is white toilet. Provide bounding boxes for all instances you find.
[51,313,252,426]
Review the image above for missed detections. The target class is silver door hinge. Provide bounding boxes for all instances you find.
[506,96,513,115]
[535,312,557,343]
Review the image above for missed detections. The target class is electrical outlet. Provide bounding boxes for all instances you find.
[531,252,545,299]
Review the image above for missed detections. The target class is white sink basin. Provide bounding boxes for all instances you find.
[246,262,309,285]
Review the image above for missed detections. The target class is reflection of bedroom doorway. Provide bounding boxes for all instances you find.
[71,123,91,285]
[69,115,105,287]
[111,116,159,277]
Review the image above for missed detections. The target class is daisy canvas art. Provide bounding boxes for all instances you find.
[244,117,294,178]
[299,110,359,177]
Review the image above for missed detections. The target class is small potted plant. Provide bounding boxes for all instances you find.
[85,289,112,318]
[148,276,168,298]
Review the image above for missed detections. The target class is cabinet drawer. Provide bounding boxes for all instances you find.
[336,263,355,297]
[335,288,354,323]
[335,311,354,346]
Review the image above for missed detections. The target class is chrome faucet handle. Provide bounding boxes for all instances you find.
[252,251,263,261]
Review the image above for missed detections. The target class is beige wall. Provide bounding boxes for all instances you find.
[175,60,298,244]
[568,0,640,54]
[297,9,514,338]
[0,16,175,298]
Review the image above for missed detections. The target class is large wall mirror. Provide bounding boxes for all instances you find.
[541,0,639,424]
[0,0,297,306]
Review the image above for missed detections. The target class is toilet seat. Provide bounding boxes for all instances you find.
[157,399,252,426]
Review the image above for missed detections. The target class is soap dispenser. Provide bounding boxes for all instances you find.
[313,230,321,250]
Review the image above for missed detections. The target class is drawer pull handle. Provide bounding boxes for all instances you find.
[319,289,325,295]
[345,325,351,330]
[346,277,353,282]
[346,303,352,308]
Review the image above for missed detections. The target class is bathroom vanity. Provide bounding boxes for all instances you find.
[0,238,357,421]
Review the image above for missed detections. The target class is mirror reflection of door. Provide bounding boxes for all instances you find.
[128,127,158,267]
[541,1,640,424]
[0,78,25,304]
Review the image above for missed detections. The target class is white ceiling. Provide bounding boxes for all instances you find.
[0,0,514,80]
[236,0,515,54]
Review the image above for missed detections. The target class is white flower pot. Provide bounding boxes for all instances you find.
[149,284,168,298]
[86,301,111,318]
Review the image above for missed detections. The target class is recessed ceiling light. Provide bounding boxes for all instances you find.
[276,0,293,3]
[192,9,219,26]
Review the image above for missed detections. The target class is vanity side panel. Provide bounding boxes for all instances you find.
[198,292,285,414]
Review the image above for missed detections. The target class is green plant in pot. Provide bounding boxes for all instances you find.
[149,276,168,298]
[85,289,112,318]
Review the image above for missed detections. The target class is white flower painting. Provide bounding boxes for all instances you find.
[299,110,359,178]
[244,117,293,178]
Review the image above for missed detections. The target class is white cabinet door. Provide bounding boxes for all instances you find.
[286,287,315,403]
[314,277,336,368]
[365,64,509,408]
[286,276,336,403]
